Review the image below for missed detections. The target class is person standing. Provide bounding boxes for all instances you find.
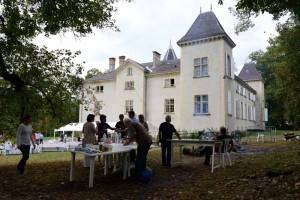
[115,114,127,138]
[159,115,181,167]
[97,114,115,142]
[128,110,139,123]
[124,119,152,177]
[203,127,233,165]
[82,114,97,167]
[138,114,149,132]
[16,114,35,175]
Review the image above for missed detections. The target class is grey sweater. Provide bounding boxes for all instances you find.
[16,123,33,146]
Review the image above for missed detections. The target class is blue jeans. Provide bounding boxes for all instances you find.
[161,141,171,166]
[135,143,151,175]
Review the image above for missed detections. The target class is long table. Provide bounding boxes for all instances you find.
[70,143,137,188]
[168,139,222,173]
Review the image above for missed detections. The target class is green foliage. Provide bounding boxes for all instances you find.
[219,0,300,33]
[0,0,130,135]
[85,68,102,79]
[249,20,300,129]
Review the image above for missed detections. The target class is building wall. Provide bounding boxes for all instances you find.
[146,73,180,130]
[115,63,146,121]
[246,80,265,129]
[80,80,117,122]
[223,41,236,132]
[179,39,225,131]
[233,81,257,131]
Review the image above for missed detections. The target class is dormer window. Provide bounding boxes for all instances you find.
[96,85,104,93]
[194,57,208,77]
[127,67,132,76]
[164,78,175,88]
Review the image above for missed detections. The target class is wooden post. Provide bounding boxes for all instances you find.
[70,152,76,182]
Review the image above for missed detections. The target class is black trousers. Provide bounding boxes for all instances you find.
[135,143,151,175]
[161,141,171,166]
[17,145,30,174]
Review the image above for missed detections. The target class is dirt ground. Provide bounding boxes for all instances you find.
[1,142,300,200]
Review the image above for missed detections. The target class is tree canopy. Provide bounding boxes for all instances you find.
[218,0,300,33]
[85,68,102,79]
[249,19,300,129]
[0,0,129,134]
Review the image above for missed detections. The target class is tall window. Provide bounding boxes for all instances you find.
[96,85,104,93]
[194,95,209,114]
[227,91,232,115]
[236,84,240,94]
[248,105,251,120]
[194,57,208,77]
[125,100,133,113]
[225,54,231,77]
[164,78,175,87]
[127,67,132,76]
[165,99,175,113]
[244,103,248,120]
[125,81,134,90]
[236,100,240,118]
[241,102,244,119]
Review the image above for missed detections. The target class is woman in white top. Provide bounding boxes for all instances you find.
[16,114,35,175]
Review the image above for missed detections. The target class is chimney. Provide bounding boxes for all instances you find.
[109,57,116,71]
[153,51,161,67]
[119,56,126,67]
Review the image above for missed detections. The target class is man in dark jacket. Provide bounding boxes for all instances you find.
[158,115,181,167]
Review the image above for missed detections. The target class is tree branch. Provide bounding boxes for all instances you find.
[0,53,26,91]
[25,83,57,117]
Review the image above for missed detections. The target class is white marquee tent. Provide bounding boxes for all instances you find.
[54,122,116,141]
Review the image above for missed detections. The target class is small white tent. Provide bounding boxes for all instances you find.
[54,122,116,141]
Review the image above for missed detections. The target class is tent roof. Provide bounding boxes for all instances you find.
[54,122,116,132]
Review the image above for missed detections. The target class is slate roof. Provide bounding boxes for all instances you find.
[85,71,115,82]
[234,75,257,94]
[177,11,235,47]
[85,59,180,82]
[238,63,262,81]
[141,59,180,74]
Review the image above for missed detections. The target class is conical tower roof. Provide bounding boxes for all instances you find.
[177,11,235,47]
[163,41,178,62]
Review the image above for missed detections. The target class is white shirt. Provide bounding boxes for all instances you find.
[16,123,32,146]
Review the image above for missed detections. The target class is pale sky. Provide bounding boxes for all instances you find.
[34,0,280,75]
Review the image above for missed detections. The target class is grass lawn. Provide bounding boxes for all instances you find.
[1,141,300,200]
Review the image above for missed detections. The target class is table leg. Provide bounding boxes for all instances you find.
[211,145,215,173]
[113,154,117,172]
[70,152,76,182]
[123,152,128,180]
[89,156,95,188]
[171,142,174,167]
[104,155,108,175]
[179,145,183,161]
[127,152,131,177]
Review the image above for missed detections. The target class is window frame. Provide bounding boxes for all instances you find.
[127,67,132,76]
[194,95,209,115]
[164,78,175,88]
[125,100,133,113]
[125,81,135,90]
[194,57,208,78]
[96,85,104,93]
[164,98,175,113]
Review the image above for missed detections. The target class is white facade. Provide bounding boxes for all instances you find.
[79,11,266,132]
